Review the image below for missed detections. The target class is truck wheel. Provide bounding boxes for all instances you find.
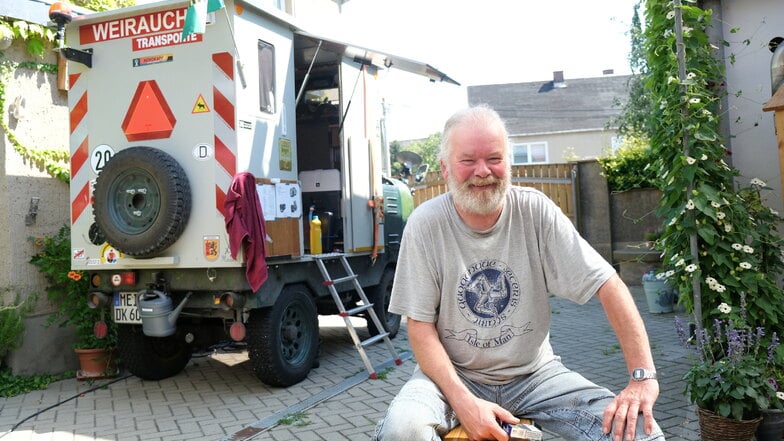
[247,286,319,387]
[366,268,400,339]
[117,324,191,380]
[93,147,191,258]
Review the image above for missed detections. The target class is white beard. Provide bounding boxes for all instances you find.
[447,173,510,216]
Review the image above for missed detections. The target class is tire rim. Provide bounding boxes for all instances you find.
[107,167,162,234]
[279,300,313,365]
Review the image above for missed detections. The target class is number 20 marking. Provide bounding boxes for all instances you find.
[91,145,115,174]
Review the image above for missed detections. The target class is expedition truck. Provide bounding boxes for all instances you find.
[58,0,456,386]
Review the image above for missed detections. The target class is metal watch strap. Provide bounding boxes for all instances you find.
[631,368,657,381]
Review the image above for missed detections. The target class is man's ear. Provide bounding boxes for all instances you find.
[440,160,448,180]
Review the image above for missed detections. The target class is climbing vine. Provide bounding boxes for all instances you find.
[0,20,55,58]
[644,0,784,330]
[0,58,70,183]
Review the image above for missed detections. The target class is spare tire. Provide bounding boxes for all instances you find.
[93,147,191,258]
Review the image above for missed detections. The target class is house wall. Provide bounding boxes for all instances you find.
[1,40,78,374]
[510,129,617,163]
[720,0,784,215]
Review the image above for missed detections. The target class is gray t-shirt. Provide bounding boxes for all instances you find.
[389,186,615,385]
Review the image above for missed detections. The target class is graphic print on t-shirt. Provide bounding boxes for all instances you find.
[446,259,532,348]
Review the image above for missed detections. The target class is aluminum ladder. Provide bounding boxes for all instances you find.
[313,253,402,379]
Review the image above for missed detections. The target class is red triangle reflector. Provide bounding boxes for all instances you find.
[121,80,177,141]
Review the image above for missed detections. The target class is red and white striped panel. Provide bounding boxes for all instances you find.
[69,72,91,225]
[211,52,237,218]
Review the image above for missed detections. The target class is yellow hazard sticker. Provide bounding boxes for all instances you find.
[192,94,210,113]
[100,243,123,264]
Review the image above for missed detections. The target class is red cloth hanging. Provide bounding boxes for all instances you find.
[224,172,268,292]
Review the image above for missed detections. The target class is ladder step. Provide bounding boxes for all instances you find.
[323,274,358,285]
[360,333,389,347]
[315,253,400,379]
[340,304,373,317]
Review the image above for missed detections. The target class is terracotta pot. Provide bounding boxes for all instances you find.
[697,408,762,441]
[75,348,118,380]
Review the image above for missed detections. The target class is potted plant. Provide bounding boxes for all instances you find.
[756,367,784,441]
[676,302,781,434]
[641,268,675,314]
[29,225,118,379]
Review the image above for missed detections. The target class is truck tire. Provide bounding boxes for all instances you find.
[117,324,191,380]
[366,267,400,338]
[247,286,319,387]
[93,147,191,258]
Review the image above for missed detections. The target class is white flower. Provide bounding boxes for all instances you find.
[686,156,696,165]
[655,272,666,280]
[689,97,701,104]
[716,212,725,220]
[668,217,677,226]
[682,26,693,34]
[664,29,673,38]
[778,391,784,400]
[739,262,752,269]
[711,201,721,208]
[666,11,675,19]
[718,302,731,314]
[685,264,698,273]
[675,258,685,266]
[686,200,695,210]
[665,270,675,277]
[706,276,717,285]
[732,243,743,250]
[750,178,766,187]
[687,72,696,79]
[725,224,732,232]
[701,154,708,161]
[716,284,726,293]
[743,245,754,254]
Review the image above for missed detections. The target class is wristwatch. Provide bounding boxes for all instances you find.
[630,368,657,381]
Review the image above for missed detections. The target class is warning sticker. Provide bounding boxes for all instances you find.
[203,236,219,261]
[100,244,123,264]
[192,94,210,113]
[133,53,174,67]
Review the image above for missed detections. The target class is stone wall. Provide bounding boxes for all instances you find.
[610,188,664,286]
[1,39,77,375]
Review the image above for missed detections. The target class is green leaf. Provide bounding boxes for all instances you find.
[717,402,731,417]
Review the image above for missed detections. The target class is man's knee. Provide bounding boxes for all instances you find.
[373,394,446,441]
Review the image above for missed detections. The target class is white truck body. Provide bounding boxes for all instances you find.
[62,0,455,386]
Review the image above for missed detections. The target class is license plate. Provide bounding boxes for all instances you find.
[113,292,142,324]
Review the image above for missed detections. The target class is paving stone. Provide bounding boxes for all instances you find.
[1,286,702,440]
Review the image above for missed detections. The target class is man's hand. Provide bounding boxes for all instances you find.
[601,379,659,441]
[452,396,519,441]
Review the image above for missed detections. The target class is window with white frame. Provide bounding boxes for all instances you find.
[257,40,276,114]
[511,142,548,165]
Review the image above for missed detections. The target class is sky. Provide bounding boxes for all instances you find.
[134,0,642,141]
[313,0,642,141]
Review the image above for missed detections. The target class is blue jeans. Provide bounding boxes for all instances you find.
[372,360,664,440]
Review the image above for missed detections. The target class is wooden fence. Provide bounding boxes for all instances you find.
[410,163,578,225]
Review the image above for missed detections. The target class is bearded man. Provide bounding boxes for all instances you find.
[372,106,665,441]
